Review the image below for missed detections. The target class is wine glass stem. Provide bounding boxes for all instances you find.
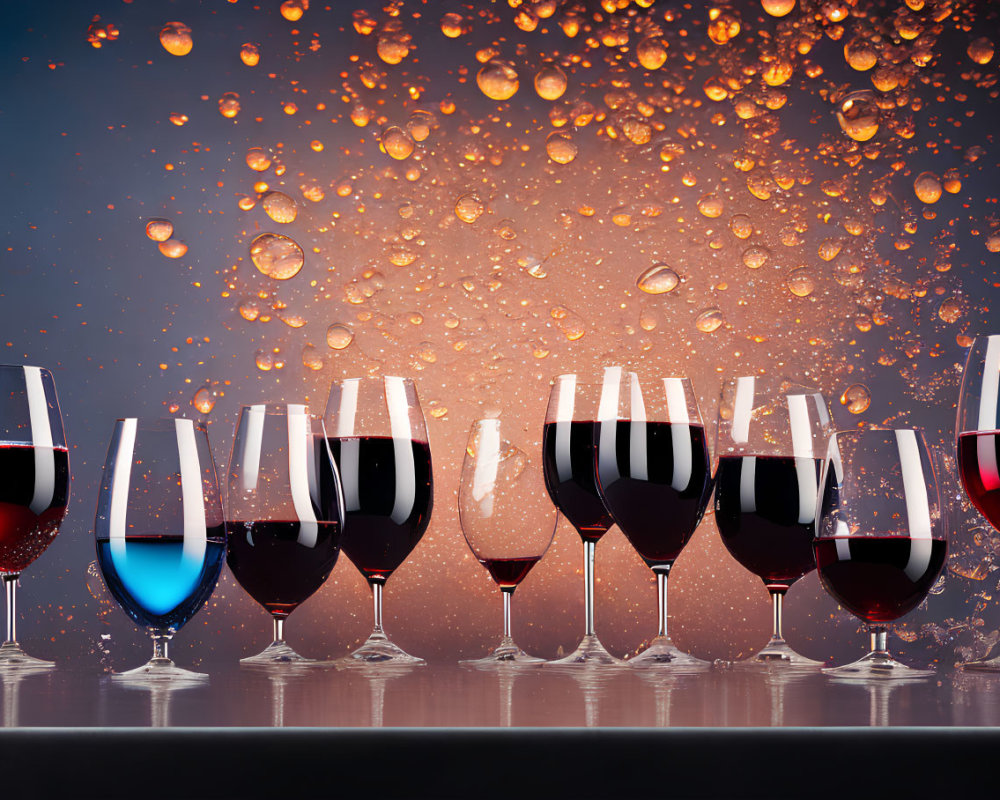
[3,574,17,645]
[273,616,285,644]
[769,589,786,644]
[869,626,888,656]
[151,632,171,661]
[583,539,596,637]
[655,568,670,639]
[371,580,385,635]
[502,587,514,642]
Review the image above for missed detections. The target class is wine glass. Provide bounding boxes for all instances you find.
[94,418,226,683]
[459,417,557,664]
[595,369,713,668]
[714,376,832,668]
[956,333,1000,670]
[225,404,344,664]
[0,365,70,670]
[541,373,622,667]
[324,376,433,665]
[814,429,946,679]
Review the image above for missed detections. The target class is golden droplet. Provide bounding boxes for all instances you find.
[477,60,519,101]
[326,324,354,350]
[249,233,304,280]
[145,219,173,242]
[158,239,187,259]
[786,268,815,297]
[637,264,680,294]
[913,171,942,204]
[534,63,567,100]
[695,309,724,333]
[218,92,240,118]
[381,126,415,160]
[240,42,260,66]
[246,148,272,172]
[545,131,578,164]
[840,384,871,414]
[455,193,485,223]
[159,22,193,56]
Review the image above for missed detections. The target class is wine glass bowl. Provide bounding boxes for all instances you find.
[814,429,946,680]
[459,417,557,664]
[94,418,226,683]
[0,364,70,670]
[595,370,713,669]
[225,404,343,665]
[324,376,433,666]
[714,376,832,669]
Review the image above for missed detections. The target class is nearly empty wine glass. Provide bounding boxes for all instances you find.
[0,365,70,670]
[595,369,713,669]
[225,405,344,665]
[324,376,433,665]
[714,376,832,669]
[814,429,946,679]
[95,418,227,683]
[459,417,557,664]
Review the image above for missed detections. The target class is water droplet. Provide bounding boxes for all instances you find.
[761,0,796,17]
[326,324,354,350]
[840,384,871,414]
[697,194,724,218]
[240,42,260,66]
[637,264,679,294]
[545,131,578,164]
[377,32,410,65]
[159,22,193,57]
[534,63,567,100]
[246,148,272,172]
[968,37,995,65]
[742,245,770,269]
[158,239,187,259]
[636,36,668,70]
[913,171,942,204]
[786,268,815,297]
[280,0,307,22]
[440,12,464,38]
[301,345,324,371]
[192,387,215,414]
[844,37,878,71]
[249,233,304,280]
[836,91,879,142]
[938,297,962,323]
[381,126,414,160]
[255,350,274,371]
[145,219,173,242]
[455,193,484,223]
[729,214,752,239]
[262,192,297,224]
[218,92,240,118]
[696,309,724,332]
[477,60,519,101]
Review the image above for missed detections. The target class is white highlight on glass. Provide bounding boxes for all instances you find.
[731,376,755,445]
[241,404,266,493]
[108,418,138,554]
[334,378,360,438]
[175,418,208,565]
[286,405,318,548]
[24,366,56,516]
[386,376,417,526]
[896,429,934,582]
[788,394,818,524]
[598,367,622,486]
[553,374,576,483]
[471,419,500,518]
[664,378,692,492]
[739,455,757,513]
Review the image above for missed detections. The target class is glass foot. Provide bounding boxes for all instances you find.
[544,634,625,668]
[241,640,316,665]
[338,630,424,666]
[960,655,1000,672]
[112,656,209,686]
[460,637,545,666]
[823,650,933,680]
[738,639,824,671]
[627,636,709,670]
[0,641,55,671]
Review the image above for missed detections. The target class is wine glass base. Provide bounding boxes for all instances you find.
[240,640,316,666]
[0,641,55,671]
[627,636,709,671]
[338,631,425,667]
[460,639,545,666]
[544,634,626,668]
[960,655,1000,672]
[737,639,824,671]
[822,651,933,680]
[111,656,209,686]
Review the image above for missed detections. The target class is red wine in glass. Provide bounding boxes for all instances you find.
[957,431,1000,529]
[715,455,822,590]
[0,443,70,574]
[480,556,541,590]
[542,420,613,541]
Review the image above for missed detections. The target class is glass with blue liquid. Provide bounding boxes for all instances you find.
[95,418,226,683]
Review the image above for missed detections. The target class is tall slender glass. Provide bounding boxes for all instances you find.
[714,376,832,668]
[814,429,946,679]
[541,373,622,667]
[596,370,713,668]
[956,334,1000,670]
[324,377,433,665]
[459,418,557,664]
[225,405,344,664]
[0,365,69,670]
[95,418,226,683]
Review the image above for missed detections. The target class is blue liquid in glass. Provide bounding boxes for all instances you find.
[96,531,226,632]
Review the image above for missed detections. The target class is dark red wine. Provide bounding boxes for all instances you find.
[715,455,822,590]
[0,443,70,573]
[958,431,1000,530]
[542,420,613,541]
[480,556,540,589]
[226,520,341,617]
[814,537,946,623]
[326,436,433,583]
[596,421,711,568]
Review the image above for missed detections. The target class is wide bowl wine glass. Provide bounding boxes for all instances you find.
[324,376,433,665]
[225,405,344,665]
[0,365,70,669]
[714,376,832,669]
[95,418,227,683]
[814,429,946,679]
[459,418,557,664]
[542,373,621,667]
[596,370,713,668]
[956,333,1000,670]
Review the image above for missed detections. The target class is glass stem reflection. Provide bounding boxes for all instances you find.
[769,588,787,645]
[502,587,514,643]
[371,580,385,635]
[3,575,17,644]
[583,540,596,637]
[655,567,671,639]
[273,616,285,644]
[870,626,888,656]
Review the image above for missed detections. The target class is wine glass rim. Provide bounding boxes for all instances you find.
[333,375,415,384]
[0,363,53,373]
[112,417,209,433]
[722,374,823,393]
[830,426,925,437]
[235,403,321,417]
